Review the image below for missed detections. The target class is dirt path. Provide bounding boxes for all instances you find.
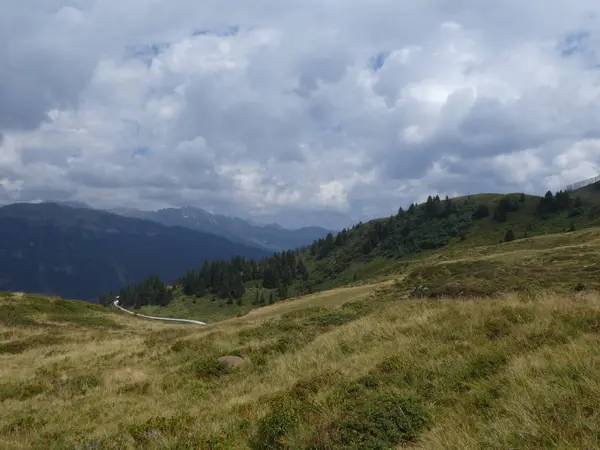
[113,300,206,326]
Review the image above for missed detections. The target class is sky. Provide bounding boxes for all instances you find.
[3,1,600,229]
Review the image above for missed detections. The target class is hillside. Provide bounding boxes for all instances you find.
[119,184,600,321]
[2,226,600,448]
[112,206,334,251]
[0,203,270,301]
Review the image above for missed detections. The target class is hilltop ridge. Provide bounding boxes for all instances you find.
[112,183,600,322]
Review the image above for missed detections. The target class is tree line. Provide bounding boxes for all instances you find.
[99,275,172,309]
[175,251,309,301]
[100,190,585,310]
[99,250,311,309]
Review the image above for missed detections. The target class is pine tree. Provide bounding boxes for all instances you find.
[297,259,309,281]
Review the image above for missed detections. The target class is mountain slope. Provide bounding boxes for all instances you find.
[0,203,270,301]
[118,183,600,321]
[112,206,334,251]
[2,261,600,448]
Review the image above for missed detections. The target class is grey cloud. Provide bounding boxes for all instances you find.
[4,0,600,229]
[0,4,96,131]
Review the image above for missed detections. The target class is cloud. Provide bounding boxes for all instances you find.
[3,0,600,228]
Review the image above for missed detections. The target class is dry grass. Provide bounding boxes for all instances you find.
[2,286,600,449]
[3,229,600,448]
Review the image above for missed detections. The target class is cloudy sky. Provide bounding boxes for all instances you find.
[2,1,600,229]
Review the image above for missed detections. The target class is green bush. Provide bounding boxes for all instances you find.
[304,310,356,327]
[472,204,490,220]
[311,393,430,449]
[461,351,507,382]
[568,207,584,218]
[252,394,302,449]
[0,305,38,327]
[192,357,229,380]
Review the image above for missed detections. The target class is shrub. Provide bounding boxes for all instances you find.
[472,204,490,220]
[192,357,229,380]
[304,310,356,327]
[504,229,516,242]
[253,394,302,449]
[311,394,430,449]
[0,305,38,327]
[427,283,496,298]
[461,351,507,381]
[568,207,584,218]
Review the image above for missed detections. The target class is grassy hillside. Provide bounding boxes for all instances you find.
[138,192,600,323]
[3,227,600,448]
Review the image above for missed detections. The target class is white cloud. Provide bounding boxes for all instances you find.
[3,0,600,227]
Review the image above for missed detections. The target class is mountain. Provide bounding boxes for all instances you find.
[0,203,270,301]
[111,206,335,251]
[42,200,93,209]
[249,208,357,230]
[113,182,600,320]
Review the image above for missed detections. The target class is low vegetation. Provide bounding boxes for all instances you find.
[3,223,600,448]
[100,183,600,323]
[5,186,600,448]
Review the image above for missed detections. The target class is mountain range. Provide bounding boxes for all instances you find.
[3,182,597,302]
[0,202,271,300]
[109,206,335,251]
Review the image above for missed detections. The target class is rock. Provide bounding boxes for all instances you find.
[411,285,426,298]
[218,355,245,368]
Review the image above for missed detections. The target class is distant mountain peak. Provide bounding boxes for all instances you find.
[42,200,92,209]
[111,206,333,251]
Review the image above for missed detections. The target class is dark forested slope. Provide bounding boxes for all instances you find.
[0,203,270,300]
[105,183,600,314]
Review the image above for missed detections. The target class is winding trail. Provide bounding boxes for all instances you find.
[113,299,206,326]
